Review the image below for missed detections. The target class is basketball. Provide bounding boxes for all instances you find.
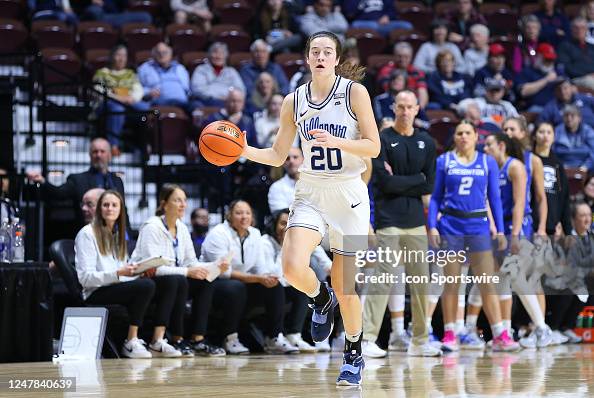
[199,120,245,166]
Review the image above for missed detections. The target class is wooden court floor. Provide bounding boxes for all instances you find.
[1,345,594,397]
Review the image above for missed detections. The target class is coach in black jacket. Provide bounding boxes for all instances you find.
[362,90,440,357]
[27,137,128,232]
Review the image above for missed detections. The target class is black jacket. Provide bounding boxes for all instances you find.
[373,127,436,229]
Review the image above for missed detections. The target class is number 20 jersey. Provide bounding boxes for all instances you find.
[293,75,366,180]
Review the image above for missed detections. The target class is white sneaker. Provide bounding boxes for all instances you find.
[407,342,443,357]
[551,330,569,345]
[264,333,299,354]
[535,325,554,348]
[362,340,387,358]
[388,332,410,352]
[286,333,317,352]
[519,333,537,349]
[224,333,250,355]
[562,329,582,344]
[148,338,182,358]
[122,338,152,359]
[315,338,331,352]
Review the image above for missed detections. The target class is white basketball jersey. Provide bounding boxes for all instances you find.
[293,75,366,180]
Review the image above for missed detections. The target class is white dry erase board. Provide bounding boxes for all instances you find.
[58,307,108,359]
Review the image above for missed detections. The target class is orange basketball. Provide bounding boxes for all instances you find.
[199,120,245,166]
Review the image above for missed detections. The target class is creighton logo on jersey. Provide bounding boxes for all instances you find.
[293,75,365,180]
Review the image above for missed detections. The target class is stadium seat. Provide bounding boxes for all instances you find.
[40,48,82,86]
[429,117,456,153]
[127,0,163,17]
[85,48,110,77]
[216,2,254,26]
[426,109,459,122]
[166,23,208,55]
[485,9,519,36]
[564,4,582,18]
[478,2,511,14]
[213,29,251,52]
[274,52,304,78]
[366,54,397,74]
[152,105,192,156]
[565,167,588,198]
[519,3,540,16]
[182,51,208,74]
[395,1,427,12]
[389,29,427,54]
[0,0,23,19]
[210,24,243,37]
[228,51,251,69]
[0,18,27,54]
[399,7,433,34]
[434,2,458,17]
[346,28,386,64]
[78,21,118,52]
[121,22,162,59]
[134,49,152,66]
[31,20,75,50]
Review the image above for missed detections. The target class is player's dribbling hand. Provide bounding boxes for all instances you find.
[428,228,441,248]
[311,129,340,148]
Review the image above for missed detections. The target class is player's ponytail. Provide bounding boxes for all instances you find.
[304,31,366,82]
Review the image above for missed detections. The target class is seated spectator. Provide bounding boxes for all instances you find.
[81,0,152,28]
[582,1,594,45]
[92,45,150,156]
[27,138,130,235]
[373,70,429,129]
[190,207,209,256]
[376,42,429,108]
[570,203,594,294]
[247,72,279,116]
[200,200,300,354]
[81,188,104,224]
[426,50,472,111]
[259,209,316,351]
[191,42,245,108]
[171,0,213,33]
[513,15,543,74]
[462,101,502,147]
[413,19,466,75]
[132,184,230,357]
[255,0,302,53]
[343,0,412,38]
[204,89,258,147]
[138,42,191,111]
[29,0,78,25]
[299,0,349,41]
[515,43,565,113]
[458,78,518,127]
[582,174,594,213]
[240,40,290,96]
[534,0,570,46]
[254,94,284,149]
[557,17,594,92]
[539,79,594,128]
[75,190,179,358]
[463,24,490,76]
[444,0,487,49]
[553,105,594,171]
[472,43,515,100]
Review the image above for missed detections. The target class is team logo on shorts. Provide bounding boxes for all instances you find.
[417,141,425,149]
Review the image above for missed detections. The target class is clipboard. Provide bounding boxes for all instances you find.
[132,256,174,275]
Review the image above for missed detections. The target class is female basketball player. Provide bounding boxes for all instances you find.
[428,120,519,352]
[242,31,380,386]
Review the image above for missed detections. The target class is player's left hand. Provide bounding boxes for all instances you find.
[496,233,507,251]
[311,129,340,149]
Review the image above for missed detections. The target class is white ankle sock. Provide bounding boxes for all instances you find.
[392,317,405,335]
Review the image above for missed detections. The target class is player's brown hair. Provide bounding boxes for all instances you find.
[304,31,366,82]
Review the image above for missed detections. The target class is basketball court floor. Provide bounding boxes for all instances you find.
[1,345,594,397]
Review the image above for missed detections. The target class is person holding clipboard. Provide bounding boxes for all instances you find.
[132,184,230,357]
[75,190,180,359]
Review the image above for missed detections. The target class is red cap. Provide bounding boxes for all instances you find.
[537,43,557,60]
[489,43,505,56]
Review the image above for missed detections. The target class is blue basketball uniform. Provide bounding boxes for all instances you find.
[428,151,504,252]
[499,157,533,238]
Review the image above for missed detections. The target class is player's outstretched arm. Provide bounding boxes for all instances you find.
[310,83,380,158]
[242,94,297,167]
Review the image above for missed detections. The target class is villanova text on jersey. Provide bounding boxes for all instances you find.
[299,116,347,141]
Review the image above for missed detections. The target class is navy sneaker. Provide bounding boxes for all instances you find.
[336,351,365,386]
[309,282,338,343]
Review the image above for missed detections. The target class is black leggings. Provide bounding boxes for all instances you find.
[187,278,215,336]
[212,278,247,337]
[246,283,285,337]
[86,278,155,327]
[546,291,584,331]
[284,286,310,335]
[152,275,188,336]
